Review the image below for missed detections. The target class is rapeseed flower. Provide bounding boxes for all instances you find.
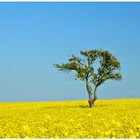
[0,99,139,138]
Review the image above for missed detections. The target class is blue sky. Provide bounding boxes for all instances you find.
[0,2,140,102]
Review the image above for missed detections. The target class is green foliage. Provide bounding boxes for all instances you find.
[54,49,122,86]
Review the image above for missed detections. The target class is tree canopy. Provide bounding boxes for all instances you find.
[54,49,122,107]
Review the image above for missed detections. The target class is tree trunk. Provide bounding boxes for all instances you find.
[85,79,98,108]
[88,86,97,108]
[86,79,92,101]
[88,100,94,108]
[93,86,97,101]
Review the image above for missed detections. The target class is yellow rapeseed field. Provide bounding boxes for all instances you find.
[0,98,139,138]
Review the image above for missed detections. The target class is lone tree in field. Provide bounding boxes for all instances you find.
[54,49,122,108]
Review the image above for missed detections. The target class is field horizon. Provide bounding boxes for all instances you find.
[0,97,139,103]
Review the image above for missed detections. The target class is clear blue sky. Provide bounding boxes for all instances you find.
[0,2,140,102]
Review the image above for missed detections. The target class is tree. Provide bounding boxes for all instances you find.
[54,49,122,108]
